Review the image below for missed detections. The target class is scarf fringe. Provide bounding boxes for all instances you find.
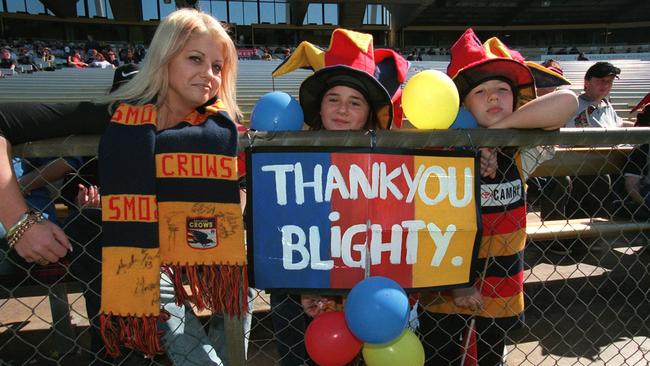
[100,312,169,358]
[164,264,248,316]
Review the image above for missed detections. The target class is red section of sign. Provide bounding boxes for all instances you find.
[367,154,413,287]
[328,153,414,288]
[329,153,367,288]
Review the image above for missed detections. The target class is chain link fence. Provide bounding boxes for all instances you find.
[1,129,649,365]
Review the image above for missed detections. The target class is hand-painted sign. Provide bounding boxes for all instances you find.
[247,147,481,291]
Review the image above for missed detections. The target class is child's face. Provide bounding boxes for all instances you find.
[319,85,370,131]
[463,79,514,127]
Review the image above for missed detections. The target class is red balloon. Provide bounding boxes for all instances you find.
[305,311,362,366]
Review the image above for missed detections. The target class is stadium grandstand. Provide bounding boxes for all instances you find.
[0,0,649,57]
[2,2,650,366]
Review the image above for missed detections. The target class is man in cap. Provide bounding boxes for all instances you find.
[566,61,630,128]
[546,62,629,256]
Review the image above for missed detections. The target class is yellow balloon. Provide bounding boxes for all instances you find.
[402,69,460,129]
[362,329,425,366]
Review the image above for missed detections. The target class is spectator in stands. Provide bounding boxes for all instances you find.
[135,45,146,63]
[0,47,16,71]
[67,49,88,68]
[609,47,615,53]
[105,50,119,68]
[419,29,577,366]
[122,47,137,64]
[0,8,249,365]
[89,52,113,68]
[85,48,98,64]
[40,47,55,64]
[566,62,628,128]
[16,47,39,72]
[543,62,630,255]
[577,52,589,61]
[622,98,650,220]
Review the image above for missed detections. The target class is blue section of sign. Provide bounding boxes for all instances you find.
[251,152,333,288]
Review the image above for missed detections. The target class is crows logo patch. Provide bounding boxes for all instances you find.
[186,217,218,249]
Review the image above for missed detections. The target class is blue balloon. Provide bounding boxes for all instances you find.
[449,106,478,129]
[250,91,304,131]
[344,276,409,344]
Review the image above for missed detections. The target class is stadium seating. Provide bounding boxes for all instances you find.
[1,60,648,121]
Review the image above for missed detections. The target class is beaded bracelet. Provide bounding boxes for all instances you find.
[7,210,45,250]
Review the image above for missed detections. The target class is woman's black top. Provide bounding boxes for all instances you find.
[0,102,110,144]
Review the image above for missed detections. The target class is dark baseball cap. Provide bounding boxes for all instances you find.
[585,62,620,79]
[111,63,139,92]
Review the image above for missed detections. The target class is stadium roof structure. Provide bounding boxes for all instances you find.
[387,0,650,28]
[34,0,650,28]
[274,0,650,30]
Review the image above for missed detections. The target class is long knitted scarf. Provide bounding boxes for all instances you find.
[97,100,247,357]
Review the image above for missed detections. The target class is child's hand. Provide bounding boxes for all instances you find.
[76,184,101,208]
[451,287,484,312]
[301,294,335,318]
[479,148,497,179]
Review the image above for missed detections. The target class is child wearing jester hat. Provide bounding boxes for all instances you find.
[269,28,410,365]
[418,29,577,365]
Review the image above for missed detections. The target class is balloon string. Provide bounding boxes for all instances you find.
[461,234,496,366]
[363,150,372,279]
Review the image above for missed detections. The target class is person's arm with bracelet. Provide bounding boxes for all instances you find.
[0,138,70,263]
[0,102,109,263]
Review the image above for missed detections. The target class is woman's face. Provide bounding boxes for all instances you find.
[463,79,514,127]
[319,85,370,131]
[166,33,223,111]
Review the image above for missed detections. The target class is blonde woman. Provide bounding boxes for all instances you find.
[0,9,247,365]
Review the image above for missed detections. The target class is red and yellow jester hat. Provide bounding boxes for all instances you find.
[448,28,536,110]
[484,37,571,89]
[272,28,410,128]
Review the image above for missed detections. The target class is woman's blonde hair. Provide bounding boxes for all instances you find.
[98,8,241,121]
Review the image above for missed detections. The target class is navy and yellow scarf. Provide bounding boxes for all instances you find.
[97,100,247,357]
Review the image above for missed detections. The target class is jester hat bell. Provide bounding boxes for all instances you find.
[272,28,409,129]
[448,29,536,110]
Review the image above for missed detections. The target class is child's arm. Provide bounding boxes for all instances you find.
[18,158,75,195]
[451,287,484,312]
[488,89,578,130]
